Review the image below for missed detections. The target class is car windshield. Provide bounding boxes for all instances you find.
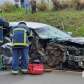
[35,25,72,40]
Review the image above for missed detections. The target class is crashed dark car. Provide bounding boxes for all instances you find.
[8,22,84,69]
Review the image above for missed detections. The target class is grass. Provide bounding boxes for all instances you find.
[0,9,84,36]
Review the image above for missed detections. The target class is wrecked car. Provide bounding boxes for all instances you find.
[6,22,84,69]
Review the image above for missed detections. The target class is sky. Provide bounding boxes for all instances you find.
[0,0,14,4]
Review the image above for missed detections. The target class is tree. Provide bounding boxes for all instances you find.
[52,0,60,10]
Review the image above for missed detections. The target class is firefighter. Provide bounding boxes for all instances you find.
[0,18,10,45]
[0,18,10,70]
[31,0,36,14]
[11,22,33,74]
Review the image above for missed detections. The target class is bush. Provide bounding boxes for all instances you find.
[75,0,84,10]
[52,0,78,10]
[37,2,48,11]
[52,0,60,10]
[0,2,17,12]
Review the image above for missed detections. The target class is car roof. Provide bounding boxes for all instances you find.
[9,21,72,40]
[9,21,49,29]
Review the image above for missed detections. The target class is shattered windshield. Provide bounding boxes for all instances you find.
[35,25,72,40]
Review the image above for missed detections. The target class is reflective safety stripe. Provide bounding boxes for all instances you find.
[0,26,3,29]
[29,42,32,45]
[13,28,27,32]
[0,26,5,29]
[0,41,3,43]
[13,43,28,46]
[28,31,33,37]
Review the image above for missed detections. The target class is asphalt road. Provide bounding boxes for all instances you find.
[0,71,84,84]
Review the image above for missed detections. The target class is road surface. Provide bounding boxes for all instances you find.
[0,71,84,84]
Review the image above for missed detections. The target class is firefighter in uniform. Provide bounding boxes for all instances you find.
[0,18,10,45]
[11,22,33,74]
[0,18,10,70]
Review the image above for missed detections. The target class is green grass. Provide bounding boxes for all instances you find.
[0,9,84,36]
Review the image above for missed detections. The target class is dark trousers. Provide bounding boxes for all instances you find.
[12,47,29,71]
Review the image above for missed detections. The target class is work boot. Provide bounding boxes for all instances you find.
[21,69,28,74]
[11,70,19,75]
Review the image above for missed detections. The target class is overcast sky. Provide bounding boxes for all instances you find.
[0,0,14,4]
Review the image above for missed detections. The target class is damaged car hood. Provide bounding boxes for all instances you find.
[69,37,84,45]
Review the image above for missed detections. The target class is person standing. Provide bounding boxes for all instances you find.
[0,18,10,45]
[0,18,10,70]
[21,0,24,7]
[31,0,36,14]
[14,0,20,8]
[11,22,33,74]
[24,0,31,13]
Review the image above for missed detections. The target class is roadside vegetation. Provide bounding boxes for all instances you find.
[0,2,84,36]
